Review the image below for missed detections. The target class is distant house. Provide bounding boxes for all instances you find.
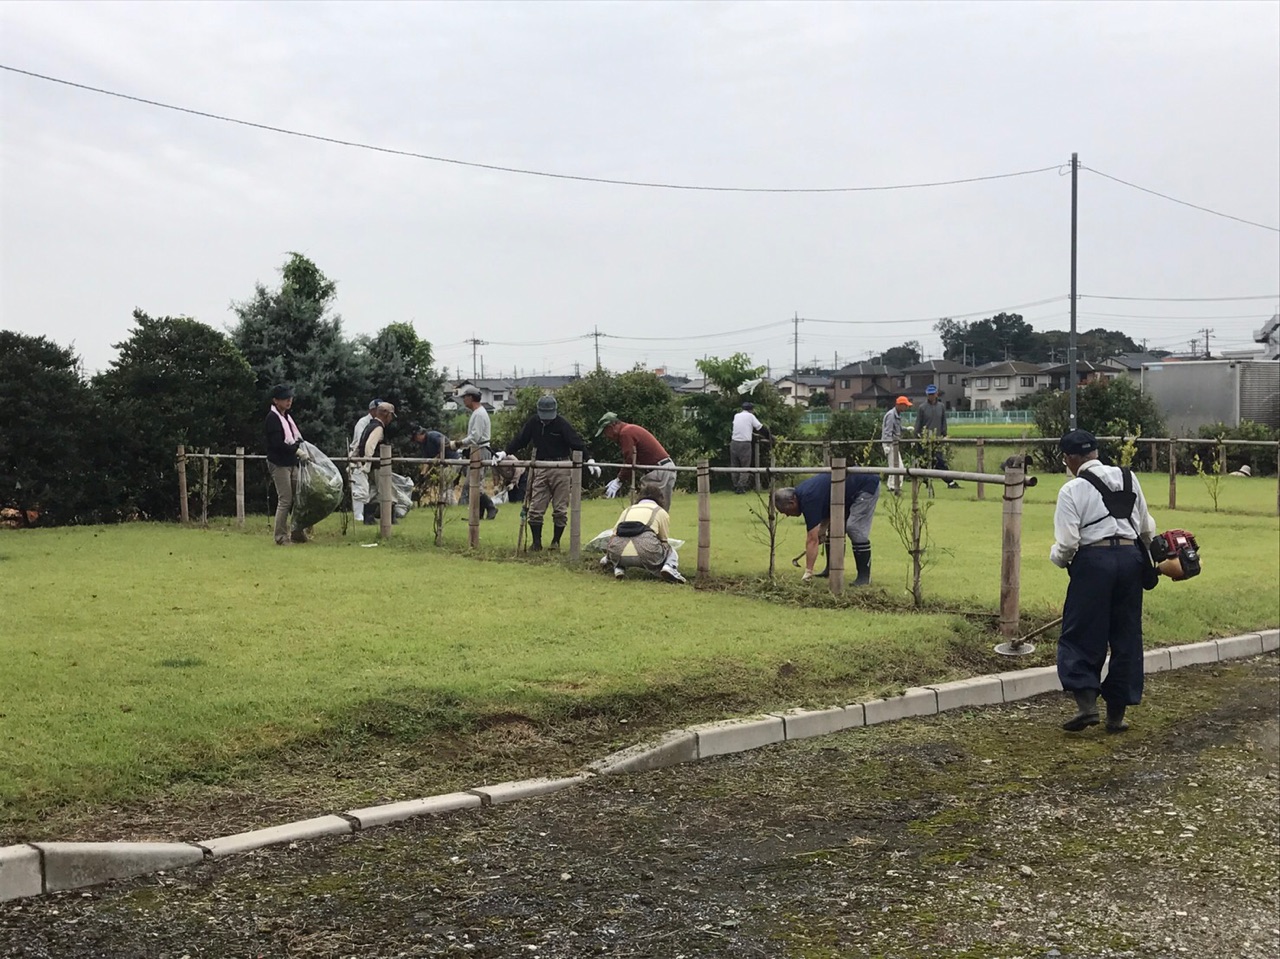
[1107,352,1167,381]
[673,378,720,395]
[1255,313,1279,360]
[964,361,1048,410]
[452,376,578,409]
[774,374,833,407]
[829,363,904,411]
[1039,360,1124,392]
[900,359,973,408]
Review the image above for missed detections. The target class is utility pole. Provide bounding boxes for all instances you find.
[1197,327,1213,359]
[1068,151,1079,430]
[465,336,487,381]
[793,311,800,380]
[592,326,603,371]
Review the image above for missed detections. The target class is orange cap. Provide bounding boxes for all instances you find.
[896,395,913,407]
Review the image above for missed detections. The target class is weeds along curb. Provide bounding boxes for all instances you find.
[2,630,1275,903]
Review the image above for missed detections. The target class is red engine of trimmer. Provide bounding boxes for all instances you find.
[1150,529,1201,581]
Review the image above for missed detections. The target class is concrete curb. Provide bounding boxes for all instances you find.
[2,632,1275,902]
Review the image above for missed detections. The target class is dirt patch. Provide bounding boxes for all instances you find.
[3,657,1277,959]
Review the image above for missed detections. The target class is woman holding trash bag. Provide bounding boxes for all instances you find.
[264,384,309,545]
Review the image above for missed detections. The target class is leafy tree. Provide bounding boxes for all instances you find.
[808,390,830,409]
[231,253,368,452]
[94,311,259,519]
[872,341,923,369]
[1032,377,1165,468]
[937,313,1035,365]
[1032,328,1141,363]
[821,411,884,466]
[356,322,444,436]
[0,332,97,524]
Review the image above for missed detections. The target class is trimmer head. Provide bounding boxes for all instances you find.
[993,641,1036,657]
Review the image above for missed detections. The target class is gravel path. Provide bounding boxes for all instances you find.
[3,657,1277,959]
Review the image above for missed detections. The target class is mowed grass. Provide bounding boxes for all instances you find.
[1,471,1276,828]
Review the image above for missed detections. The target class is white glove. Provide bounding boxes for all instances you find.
[801,569,813,582]
[295,445,311,463]
[604,478,622,498]
[587,458,601,478]
[491,451,508,466]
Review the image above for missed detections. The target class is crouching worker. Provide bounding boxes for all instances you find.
[602,484,686,584]
[774,471,880,586]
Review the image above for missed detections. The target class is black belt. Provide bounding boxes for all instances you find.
[653,458,674,467]
[1084,537,1136,548]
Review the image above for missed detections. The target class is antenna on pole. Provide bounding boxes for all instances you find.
[1068,151,1079,430]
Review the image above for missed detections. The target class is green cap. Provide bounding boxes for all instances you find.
[594,411,619,438]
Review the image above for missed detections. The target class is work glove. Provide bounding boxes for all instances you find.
[491,451,508,466]
[295,445,310,463]
[604,478,622,498]
[801,569,813,582]
[587,458,601,478]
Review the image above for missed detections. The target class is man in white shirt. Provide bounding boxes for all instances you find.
[881,396,911,495]
[729,402,765,494]
[347,398,381,522]
[1051,429,1156,734]
[455,385,497,520]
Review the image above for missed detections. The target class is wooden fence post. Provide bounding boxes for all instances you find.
[467,448,482,547]
[910,477,923,608]
[434,449,448,547]
[569,451,583,562]
[176,445,189,523]
[828,457,846,596]
[999,462,1026,639]
[377,444,394,539]
[975,438,986,501]
[200,447,210,528]
[1149,437,1158,473]
[1275,445,1279,517]
[1217,440,1226,476]
[822,440,831,468]
[767,447,778,580]
[1168,438,1177,510]
[235,447,245,529]
[697,459,711,580]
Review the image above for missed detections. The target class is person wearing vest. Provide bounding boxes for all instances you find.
[264,384,308,545]
[352,402,396,525]
[347,398,382,522]
[602,483,685,583]
[1051,429,1157,733]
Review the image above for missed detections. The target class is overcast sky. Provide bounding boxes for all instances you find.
[2,0,1277,380]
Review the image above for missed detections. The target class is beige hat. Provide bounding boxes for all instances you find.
[375,401,396,418]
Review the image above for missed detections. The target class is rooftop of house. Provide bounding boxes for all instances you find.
[971,361,1044,376]
[834,362,901,377]
[901,359,975,374]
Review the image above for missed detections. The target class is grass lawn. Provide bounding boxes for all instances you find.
[1,472,1276,836]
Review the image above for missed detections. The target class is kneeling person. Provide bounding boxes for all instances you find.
[603,484,685,583]
[774,471,880,586]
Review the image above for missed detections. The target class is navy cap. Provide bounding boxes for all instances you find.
[741,401,755,410]
[1059,429,1098,456]
[536,395,558,421]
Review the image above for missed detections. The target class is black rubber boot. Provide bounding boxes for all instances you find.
[482,493,498,520]
[550,524,565,549]
[528,522,543,551]
[852,543,872,586]
[1062,690,1100,731]
[1105,702,1130,733]
[815,543,831,578]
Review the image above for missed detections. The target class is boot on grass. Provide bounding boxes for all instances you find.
[528,522,543,551]
[852,542,872,586]
[549,524,565,549]
[1105,701,1130,733]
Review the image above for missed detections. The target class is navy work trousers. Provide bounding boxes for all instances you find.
[1057,544,1146,706]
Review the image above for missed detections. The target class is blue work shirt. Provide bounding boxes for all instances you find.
[793,473,881,531]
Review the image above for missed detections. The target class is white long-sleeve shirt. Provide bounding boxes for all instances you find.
[731,410,763,442]
[460,404,491,450]
[1050,460,1156,568]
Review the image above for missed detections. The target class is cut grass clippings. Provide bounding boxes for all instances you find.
[0,472,1275,840]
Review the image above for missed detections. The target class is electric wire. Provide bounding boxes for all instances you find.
[1082,165,1280,233]
[1079,294,1279,303]
[0,63,1064,194]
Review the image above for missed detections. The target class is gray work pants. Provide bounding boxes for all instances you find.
[729,441,753,491]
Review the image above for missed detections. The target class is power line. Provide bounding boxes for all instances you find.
[801,295,1070,326]
[0,63,1063,194]
[1076,310,1277,320]
[1079,293,1279,303]
[1082,165,1280,233]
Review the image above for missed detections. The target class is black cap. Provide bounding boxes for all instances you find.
[409,423,426,436]
[1059,429,1098,456]
[741,402,755,410]
[270,384,294,400]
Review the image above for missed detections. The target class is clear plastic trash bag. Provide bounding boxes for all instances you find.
[293,441,343,528]
[391,472,414,520]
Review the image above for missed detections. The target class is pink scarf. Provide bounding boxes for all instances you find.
[270,405,302,445]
